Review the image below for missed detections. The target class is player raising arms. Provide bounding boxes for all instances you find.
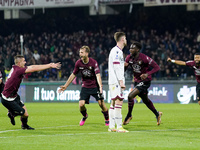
[58,45,109,126]
[1,55,61,130]
[108,32,128,133]
[123,41,163,126]
[168,53,200,105]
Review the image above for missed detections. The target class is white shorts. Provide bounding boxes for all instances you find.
[109,83,124,100]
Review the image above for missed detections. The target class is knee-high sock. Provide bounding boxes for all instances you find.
[80,109,87,117]
[114,104,122,129]
[101,110,109,120]
[21,116,28,126]
[109,105,115,129]
[144,99,159,117]
[127,98,135,117]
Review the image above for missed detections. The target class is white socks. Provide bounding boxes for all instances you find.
[109,105,115,129]
[109,104,122,129]
[114,104,122,129]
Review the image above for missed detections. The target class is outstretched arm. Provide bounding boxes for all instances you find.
[25,62,61,73]
[167,57,186,66]
[58,73,76,93]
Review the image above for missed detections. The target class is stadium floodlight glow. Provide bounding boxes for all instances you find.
[20,35,23,55]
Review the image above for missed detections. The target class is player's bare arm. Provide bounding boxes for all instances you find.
[124,62,129,71]
[58,73,76,93]
[124,62,129,67]
[119,80,126,90]
[25,62,61,73]
[167,57,186,65]
[96,73,103,93]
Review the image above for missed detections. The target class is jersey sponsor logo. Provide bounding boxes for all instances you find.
[82,69,92,77]
[132,64,141,73]
[79,67,84,69]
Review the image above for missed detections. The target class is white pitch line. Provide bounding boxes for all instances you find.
[0,129,21,134]
[0,125,78,134]
[0,127,200,139]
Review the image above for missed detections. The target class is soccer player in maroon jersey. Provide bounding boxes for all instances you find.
[1,55,61,130]
[168,53,200,105]
[123,41,163,126]
[58,45,109,126]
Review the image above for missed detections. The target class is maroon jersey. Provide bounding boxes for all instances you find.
[73,58,100,88]
[125,53,160,82]
[2,65,27,98]
[186,60,200,83]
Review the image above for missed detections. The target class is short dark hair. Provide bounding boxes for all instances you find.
[130,41,142,50]
[195,53,200,56]
[14,55,24,64]
[114,32,125,42]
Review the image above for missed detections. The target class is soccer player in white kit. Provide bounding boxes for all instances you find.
[108,32,129,132]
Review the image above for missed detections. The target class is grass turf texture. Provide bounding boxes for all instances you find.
[0,103,200,150]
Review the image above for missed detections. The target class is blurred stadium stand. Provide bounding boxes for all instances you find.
[0,0,199,82]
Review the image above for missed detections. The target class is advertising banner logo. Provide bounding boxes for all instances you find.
[177,85,196,104]
[148,84,173,103]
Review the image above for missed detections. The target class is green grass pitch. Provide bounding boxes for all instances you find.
[0,102,200,150]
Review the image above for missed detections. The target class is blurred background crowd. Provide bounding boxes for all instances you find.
[0,5,199,82]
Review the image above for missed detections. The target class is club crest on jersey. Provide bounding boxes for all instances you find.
[88,66,92,70]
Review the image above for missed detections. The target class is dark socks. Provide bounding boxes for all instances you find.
[21,117,28,126]
[127,98,135,117]
[101,110,109,120]
[80,109,87,118]
[144,99,159,117]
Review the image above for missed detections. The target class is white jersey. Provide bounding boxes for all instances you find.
[108,46,125,85]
